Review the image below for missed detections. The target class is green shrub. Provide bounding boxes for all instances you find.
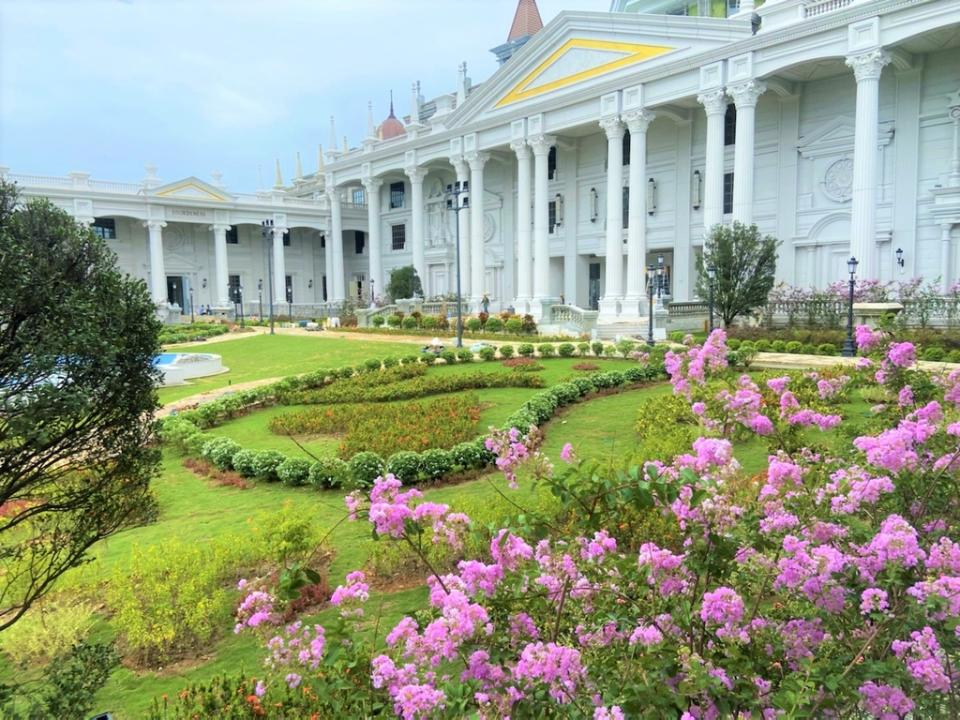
[457,349,474,362]
[922,346,946,362]
[232,448,260,478]
[484,317,503,332]
[557,342,575,358]
[386,314,402,328]
[1,598,97,665]
[450,440,491,471]
[201,437,242,471]
[669,331,686,343]
[538,343,556,358]
[947,350,960,364]
[635,393,700,464]
[478,346,496,361]
[308,458,349,489]
[371,315,386,327]
[505,318,523,334]
[753,339,771,352]
[383,357,399,368]
[466,317,482,332]
[276,457,312,487]
[591,341,605,357]
[771,340,787,353]
[818,343,838,356]
[499,344,515,359]
[337,366,355,379]
[386,451,422,484]
[570,376,595,396]
[616,339,638,357]
[364,358,382,371]
[348,451,385,488]
[592,370,627,389]
[739,341,756,353]
[727,338,742,350]
[421,316,438,329]
[401,355,420,365]
[604,344,619,357]
[419,448,454,480]
[577,342,591,356]
[517,343,535,357]
[440,350,458,364]
[252,450,286,481]
[801,343,816,355]
[785,340,803,354]
[401,316,418,330]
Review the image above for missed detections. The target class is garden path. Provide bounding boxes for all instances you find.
[157,377,281,418]
[752,352,960,373]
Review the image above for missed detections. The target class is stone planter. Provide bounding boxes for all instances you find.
[852,302,903,328]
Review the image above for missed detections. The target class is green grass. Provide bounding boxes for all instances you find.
[157,334,415,404]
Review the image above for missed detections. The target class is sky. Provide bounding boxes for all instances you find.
[0,0,610,191]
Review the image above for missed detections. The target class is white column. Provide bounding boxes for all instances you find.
[405,166,427,288]
[467,152,489,305]
[327,188,345,301]
[846,49,890,280]
[529,134,555,318]
[697,89,727,234]
[623,110,655,312]
[363,177,383,300]
[144,220,167,305]
[211,224,231,306]
[511,140,532,310]
[272,225,288,305]
[728,80,766,226]
[947,92,960,188]
[599,117,625,318]
[942,224,953,294]
[453,159,471,300]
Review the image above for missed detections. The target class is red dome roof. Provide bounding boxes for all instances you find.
[378,96,406,140]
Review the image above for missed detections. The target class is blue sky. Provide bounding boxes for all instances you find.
[0,0,609,191]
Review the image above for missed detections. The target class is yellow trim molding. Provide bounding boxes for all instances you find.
[155,180,229,202]
[496,38,674,108]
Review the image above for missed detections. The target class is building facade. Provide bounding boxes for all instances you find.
[5,0,960,329]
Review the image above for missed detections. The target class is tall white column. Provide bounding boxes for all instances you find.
[698,89,728,234]
[529,134,555,318]
[728,80,766,226]
[210,224,231,306]
[327,188,345,301]
[453,159,471,300]
[599,117,625,319]
[846,49,890,280]
[623,110,655,312]
[363,177,383,300]
[405,166,427,288]
[946,91,960,188]
[271,225,288,305]
[942,224,953,294]
[467,152,489,305]
[511,140,532,309]
[144,220,167,305]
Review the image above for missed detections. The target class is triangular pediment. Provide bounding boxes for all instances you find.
[152,177,232,202]
[449,11,751,127]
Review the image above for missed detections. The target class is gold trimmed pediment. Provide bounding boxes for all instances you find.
[153,177,231,202]
[496,38,674,108]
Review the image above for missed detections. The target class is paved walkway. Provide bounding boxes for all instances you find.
[157,376,282,418]
[751,352,960,373]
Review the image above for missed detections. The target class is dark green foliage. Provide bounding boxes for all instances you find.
[0,181,160,630]
[517,343,535,357]
[484,317,503,332]
[478,346,496,361]
[385,265,423,301]
[348,451,385,488]
[499,344,515,358]
[538,343,556,358]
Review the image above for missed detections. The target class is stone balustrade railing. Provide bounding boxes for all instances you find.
[666,301,709,318]
[550,304,599,333]
[763,298,960,328]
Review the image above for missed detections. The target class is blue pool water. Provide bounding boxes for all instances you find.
[153,353,178,365]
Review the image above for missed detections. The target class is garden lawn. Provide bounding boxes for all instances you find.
[157,334,414,404]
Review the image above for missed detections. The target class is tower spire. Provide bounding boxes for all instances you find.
[389,89,395,117]
[507,0,543,42]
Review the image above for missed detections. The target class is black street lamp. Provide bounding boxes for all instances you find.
[257,278,263,319]
[444,179,470,349]
[189,285,195,324]
[707,262,716,333]
[287,286,293,324]
[646,264,656,347]
[261,220,275,335]
[656,254,665,301]
[369,279,376,309]
[842,256,859,358]
[237,284,245,328]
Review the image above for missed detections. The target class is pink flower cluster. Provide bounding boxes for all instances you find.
[234,581,277,634]
[485,426,547,488]
[665,328,729,397]
[264,620,326,678]
[330,570,370,618]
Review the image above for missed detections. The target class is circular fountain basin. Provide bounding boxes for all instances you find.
[154,353,226,386]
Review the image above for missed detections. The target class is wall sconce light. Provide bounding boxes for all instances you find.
[201,277,208,288]
[555,193,565,226]
[895,247,905,270]
[647,178,657,216]
[308,279,314,289]
[692,170,703,210]
[589,188,599,222]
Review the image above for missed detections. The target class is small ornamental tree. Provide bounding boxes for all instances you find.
[385,265,423,301]
[0,180,161,631]
[696,221,779,327]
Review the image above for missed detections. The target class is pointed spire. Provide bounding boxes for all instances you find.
[457,62,468,106]
[317,144,325,174]
[329,116,337,152]
[507,0,543,42]
[343,135,349,153]
[389,89,395,117]
[367,101,375,137]
[294,152,303,181]
[274,159,284,188]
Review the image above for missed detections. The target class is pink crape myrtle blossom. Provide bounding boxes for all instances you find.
[887,342,916,369]
[330,570,370,618]
[855,324,885,353]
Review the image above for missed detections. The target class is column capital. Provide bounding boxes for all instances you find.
[528,134,555,157]
[272,225,289,238]
[361,175,383,192]
[947,88,960,120]
[405,166,427,183]
[210,223,231,233]
[728,79,767,109]
[845,49,891,83]
[465,151,490,171]
[143,220,167,231]
[510,139,530,158]
[325,186,342,203]
[623,108,655,134]
[599,116,624,139]
[697,88,728,116]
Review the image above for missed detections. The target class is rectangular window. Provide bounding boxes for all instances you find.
[228,274,241,304]
[285,275,293,303]
[547,147,558,180]
[282,229,291,247]
[391,224,406,250]
[390,181,405,209]
[226,226,239,244]
[320,233,326,249]
[622,130,631,166]
[548,201,556,234]
[91,218,116,239]
[723,172,734,214]
[355,231,365,255]
[724,104,737,146]
[622,186,630,230]
[352,188,365,206]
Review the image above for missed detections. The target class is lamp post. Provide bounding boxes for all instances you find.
[656,254,665,303]
[237,284,245,328]
[257,278,263,319]
[261,220,275,335]
[369,279,376,309]
[706,262,716,333]
[646,264,656,346]
[444,179,470,348]
[189,285,195,324]
[842,256,859,358]
[287,286,293,325]
[896,247,905,274]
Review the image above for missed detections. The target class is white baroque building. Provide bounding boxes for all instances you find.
[5,0,960,331]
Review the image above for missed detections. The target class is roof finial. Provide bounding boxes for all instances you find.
[389,90,395,117]
[274,159,284,189]
[329,116,337,152]
[294,152,303,181]
[367,101,376,137]
[507,0,543,42]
